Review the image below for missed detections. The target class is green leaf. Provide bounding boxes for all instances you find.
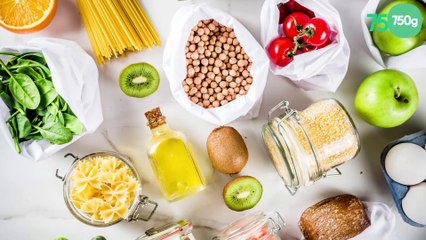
[8,73,40,110]
[63,113,84,135]
[34,122,73,145]
[9,59,51,78]
[34,79,58,109]
[0,91,14,109]
[7,116,21,153]
[16,66,43,80]
[18,52,46,65]
[16,112,32,139]
[43,104,59,127]
[53,238,68,240]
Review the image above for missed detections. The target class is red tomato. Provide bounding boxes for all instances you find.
[301,39,332,53]
[283,12,310,39]
[277,0,315,24]
[302,18,331,47]
[266,37,295,67]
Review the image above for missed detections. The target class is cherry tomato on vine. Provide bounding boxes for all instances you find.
[266,37,295,67]
[302,18,330,47]
[277,0,315,24]
[300,39,332,53]
[283,12,310,39]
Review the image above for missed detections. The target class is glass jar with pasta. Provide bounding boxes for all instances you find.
[56,151,158,227]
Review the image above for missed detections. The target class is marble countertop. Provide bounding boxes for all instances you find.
[1,0,425,239]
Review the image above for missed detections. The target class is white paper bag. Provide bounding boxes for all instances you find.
[260,0,350,92]
[361,0,426,69]
[0,38,103,161]
[163,3,270,125]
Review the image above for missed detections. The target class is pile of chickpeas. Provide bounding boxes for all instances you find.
[183,19,253,108]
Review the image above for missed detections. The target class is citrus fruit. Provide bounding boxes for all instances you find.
[0,0,57,34]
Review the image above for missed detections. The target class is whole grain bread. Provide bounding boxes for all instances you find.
[299,194,370,240]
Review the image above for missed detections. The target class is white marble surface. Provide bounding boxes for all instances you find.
[0,0,426,239]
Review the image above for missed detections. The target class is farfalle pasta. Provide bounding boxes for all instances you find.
[70,155,140,223]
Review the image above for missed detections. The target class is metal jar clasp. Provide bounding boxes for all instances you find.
[55,153,79,181]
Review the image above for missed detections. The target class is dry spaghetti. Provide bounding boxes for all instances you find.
[76,0,160,64]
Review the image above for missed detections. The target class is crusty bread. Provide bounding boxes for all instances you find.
[299,194,370,240]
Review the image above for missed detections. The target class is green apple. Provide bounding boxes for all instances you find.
[373,0,426,55]
[354,69,418,128]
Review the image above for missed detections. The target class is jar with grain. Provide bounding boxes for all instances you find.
[262,99,360,194]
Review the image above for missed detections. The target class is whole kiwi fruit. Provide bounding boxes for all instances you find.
[206,126,248,174]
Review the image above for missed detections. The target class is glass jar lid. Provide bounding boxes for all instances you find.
[137,220,194,240]
[213,212,285,240]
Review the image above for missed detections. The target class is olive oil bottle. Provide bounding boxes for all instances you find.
[145,107,205,201]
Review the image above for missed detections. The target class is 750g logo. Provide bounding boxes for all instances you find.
[368,3,423,38]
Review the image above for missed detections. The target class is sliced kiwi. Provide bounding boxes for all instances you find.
[119,63,160,98]
[223,176,263,211]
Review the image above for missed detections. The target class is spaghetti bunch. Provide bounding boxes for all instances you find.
[76,0,160,64]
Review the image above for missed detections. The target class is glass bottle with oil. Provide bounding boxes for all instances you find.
[145,107,206,201]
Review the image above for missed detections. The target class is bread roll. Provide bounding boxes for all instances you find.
[299,194,370,240]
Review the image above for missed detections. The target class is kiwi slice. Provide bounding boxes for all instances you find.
[119,63,160,98]
[223,176,263,211]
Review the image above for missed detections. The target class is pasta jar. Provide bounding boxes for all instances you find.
[262,99,360,194]
[213,211,285,240]
[137,220,196,240]
[56,151,158,227]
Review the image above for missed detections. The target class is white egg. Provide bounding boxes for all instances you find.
[402,183,426,225]
[385,143,426,185]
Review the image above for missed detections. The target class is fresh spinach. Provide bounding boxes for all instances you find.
[16,113,32,138]
[0,52,84,153]
[35,122,73,145]
[63,113,84,135]
[35,78,58,108]
[8,72,41,110]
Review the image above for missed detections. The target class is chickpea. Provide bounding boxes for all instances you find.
[185,20,254,109]
[186,78,194,85]
[191,97,198,103]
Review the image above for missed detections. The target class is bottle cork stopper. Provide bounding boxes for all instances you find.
[145,107,166,129]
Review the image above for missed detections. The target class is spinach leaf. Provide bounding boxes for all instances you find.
[7,116,20,153]
[57,110,65,125]
[34,122,73,145]
[43,104,59,127]
[16,66,43,80]
[0,91,14,110]
[63,113,84,135]
[9,59,51,78]
[18,52,46,65]
[16,112,32,138]
[8,73,41,110]
[34,79,58,108]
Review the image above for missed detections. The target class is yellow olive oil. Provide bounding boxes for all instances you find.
[145,108,205,201]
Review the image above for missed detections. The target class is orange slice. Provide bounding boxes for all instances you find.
[0,0,57,34]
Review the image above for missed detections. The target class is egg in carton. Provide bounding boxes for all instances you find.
[380,130,426,227]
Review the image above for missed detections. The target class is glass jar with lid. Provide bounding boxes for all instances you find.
[262,99,360,194]
[137,220,196,240]
[56,151,158,227]
[213,211,285,240]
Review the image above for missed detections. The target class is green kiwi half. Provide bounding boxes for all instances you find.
[223,176,263,211]
[119,63,160,98]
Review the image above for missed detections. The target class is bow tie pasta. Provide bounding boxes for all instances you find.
[70,155,140,223]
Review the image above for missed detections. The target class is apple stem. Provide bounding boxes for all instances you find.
[394,86,401,99]
[394,86,409,103]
